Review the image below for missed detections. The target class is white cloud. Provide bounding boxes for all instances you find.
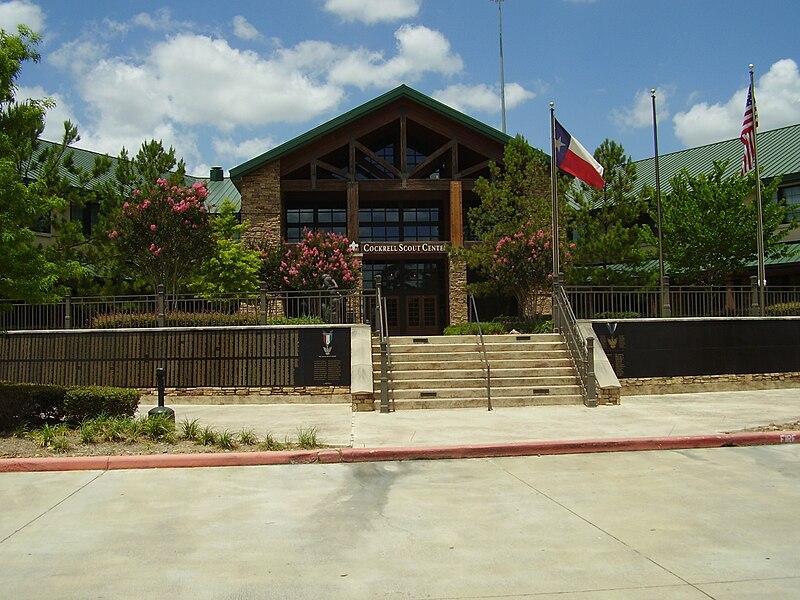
[610,86,671,130]
[16,85,76,141]
[324,0,420,24]
[131,8,194,33]
[673,58,800,147]
[232,15,260,40]
[48,38,107,77]
[433,82,534,114]
[0,0,44,33]
[213,136,276,163]
[329,25,463,89]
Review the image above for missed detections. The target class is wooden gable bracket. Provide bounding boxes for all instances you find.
[456,159,492,179]
[354,140,402,179]
[409,140,455,179]
[314,158,350,180]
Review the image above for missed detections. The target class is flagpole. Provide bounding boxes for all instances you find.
[651,88,669,317]
[550,102,560,281]
[750,64,766,316]
[496,0,507,133]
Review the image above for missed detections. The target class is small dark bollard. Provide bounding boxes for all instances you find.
[148,367,175,422]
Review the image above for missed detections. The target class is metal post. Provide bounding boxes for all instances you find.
[496,0,507,133]
[376,275,390,414]
[585,337,597,407]
[748,65,766,317]
[148,366,175,421]
[661,275,672,318]
[750,275,760,316]
[157,284,166,327]
[652,88,667,317]
[64,293,72,330]
[259,281,267,325]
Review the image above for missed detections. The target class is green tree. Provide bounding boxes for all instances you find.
[91,140,188,293]
[660,160,789,285]
[280,229,361,290]
[567,139,655,285]
[463,135,565,317]
[107,177,213,295]
[189,199,263,296]
[0,25,77,302]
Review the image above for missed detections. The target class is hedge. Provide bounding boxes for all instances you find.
[765,302,800,316]
[90,311,325,328]
[0,382,139,431]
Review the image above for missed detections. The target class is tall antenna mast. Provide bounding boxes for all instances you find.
[495,0,507,133]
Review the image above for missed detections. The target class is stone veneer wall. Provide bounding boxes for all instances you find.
[140,386,352,405]
[240,160,282,244]
[620,372,800,395]
[448,254,467,325]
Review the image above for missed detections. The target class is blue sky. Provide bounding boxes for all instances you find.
[2,0,799,177]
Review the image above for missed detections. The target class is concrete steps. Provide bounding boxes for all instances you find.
[373,333,584,410]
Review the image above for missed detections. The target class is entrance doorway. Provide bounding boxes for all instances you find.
[364,260,447,336]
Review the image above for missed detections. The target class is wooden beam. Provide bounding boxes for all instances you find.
[409,140,454,179]
[457,159,491,179]
[347,181,359,241]
[449,181,463,247]
[314,159,349,180]
[354,141,401,178]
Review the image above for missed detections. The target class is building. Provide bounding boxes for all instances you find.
[29,141,239,247]
[230,85,511,336]
[633,122,800,284]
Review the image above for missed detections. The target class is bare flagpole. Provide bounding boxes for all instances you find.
[496,0,507,133]
[749,64,766,315]
[651,88,669,317]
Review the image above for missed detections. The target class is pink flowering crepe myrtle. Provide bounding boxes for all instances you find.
[276,229,362,291]
[491,225,576,318]
[108,177,212,294]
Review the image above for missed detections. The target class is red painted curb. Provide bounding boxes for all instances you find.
[0,431,797,473]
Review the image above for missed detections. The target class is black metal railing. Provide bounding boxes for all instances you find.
[468,295,492,411]
[553,283,597,407]
[566,279,800,320]
[374,276,393,413]
[0,285,375,331]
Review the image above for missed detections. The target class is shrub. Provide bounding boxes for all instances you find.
[765,302,800,316]
[0,382,68,431]
[63,386,140,424]
[592,311,641,319]
[90,311,324,328]
[443,322,507,336]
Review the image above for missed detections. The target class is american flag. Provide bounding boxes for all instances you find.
[740,84,758,174]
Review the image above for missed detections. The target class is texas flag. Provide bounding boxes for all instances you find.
[553,119,605,189]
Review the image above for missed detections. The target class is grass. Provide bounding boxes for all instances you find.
[8,415,329,456]
[296,426,323,449]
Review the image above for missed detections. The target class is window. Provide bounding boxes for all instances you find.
[285,202,346,242]
[70,202,100,236]
[359,205,440,242]
[779,185,800,223]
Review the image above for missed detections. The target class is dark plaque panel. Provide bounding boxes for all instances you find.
[592,319,800,379]
[295,328,351,386]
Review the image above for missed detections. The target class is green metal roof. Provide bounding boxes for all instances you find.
[634,122,800,195]
[229,84,512,181]
[28,140,240,212]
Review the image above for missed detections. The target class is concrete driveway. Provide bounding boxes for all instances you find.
[1,445,798,599]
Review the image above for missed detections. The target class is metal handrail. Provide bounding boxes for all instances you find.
[375,276,392,413]
[468,295,493,411]
[554,284,597,407]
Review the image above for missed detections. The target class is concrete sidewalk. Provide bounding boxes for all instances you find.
[141,388,800,449]
[3,388,799,472]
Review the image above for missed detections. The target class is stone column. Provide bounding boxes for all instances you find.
[448,254,467,326]
[240,160,282,246]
